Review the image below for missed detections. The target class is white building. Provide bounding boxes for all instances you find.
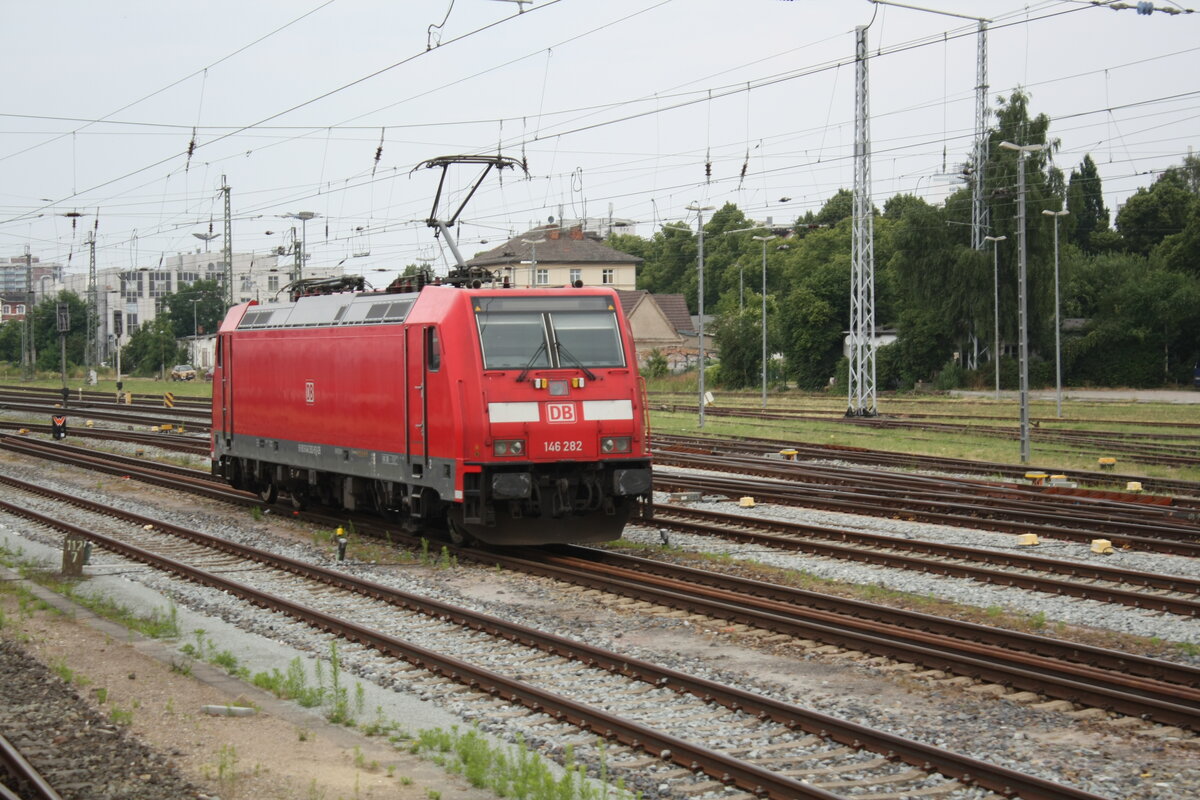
[55,250,343,363]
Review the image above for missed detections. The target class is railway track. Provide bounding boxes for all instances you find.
[654,432,1200,500]
[654,468,1200,557]
[651,402,1200,468]
[0,478,1115,800]
[4,436,1198,726]
[462,543,1200,730]
[0,637,199,800]
[0,727,63,800]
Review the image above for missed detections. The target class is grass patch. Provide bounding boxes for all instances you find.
[411,727,636,799]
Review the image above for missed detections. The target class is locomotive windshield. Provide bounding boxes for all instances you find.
[475,296,626,370]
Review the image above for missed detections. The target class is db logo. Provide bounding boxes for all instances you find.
[546,402,576,424]
[305,380,316,404]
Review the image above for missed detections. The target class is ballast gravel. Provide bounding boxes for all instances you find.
[0,448,1197,799]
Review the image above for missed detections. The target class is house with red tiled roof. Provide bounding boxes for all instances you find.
[614,290,710,373]
[466,224,641,290]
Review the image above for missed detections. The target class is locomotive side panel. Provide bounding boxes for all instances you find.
[229,326,407,453]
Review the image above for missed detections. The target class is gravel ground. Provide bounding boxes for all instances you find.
[646,473,1200,649]
[0,637,206,800]
[1,441,1198,799]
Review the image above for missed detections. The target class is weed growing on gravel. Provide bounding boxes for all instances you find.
[108,705,133,725]
[360,705,402,738]
[50,586,180,640]
[181,629,252,680]
[250,506,263,522]
[49,657,89,688]
[215,743,239,796]
[412,727,637,799]
[322,641,364,725]
[252,656,324,707]
[95,687,108,704]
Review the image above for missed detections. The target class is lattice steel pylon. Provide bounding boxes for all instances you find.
[971,21,989,251]
[86,233,98,366]
[221,175,233,308]
[847,25,877,418]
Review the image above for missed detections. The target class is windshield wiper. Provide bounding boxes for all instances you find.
[555,342,598,381]
[516,340,548,382]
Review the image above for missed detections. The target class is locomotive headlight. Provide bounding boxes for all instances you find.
[494,439,525,457]
[600,436,631,454]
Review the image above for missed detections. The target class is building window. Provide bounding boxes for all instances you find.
[602,268,614,285]
[16,304,24,314]
[149,271,172,298]
[178,271,199,286]
[569,268,581,285]
[2,305,9,314]
[536,268,548,285]
[122,273,143,302]
[267,275,280,292]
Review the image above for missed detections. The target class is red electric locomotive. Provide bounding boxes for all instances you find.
[210,281,653,545]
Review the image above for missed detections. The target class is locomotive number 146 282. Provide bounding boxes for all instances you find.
[544,440,584,453]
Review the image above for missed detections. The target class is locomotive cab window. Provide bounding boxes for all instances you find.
[425,327,441,371]
[475,296,625,371]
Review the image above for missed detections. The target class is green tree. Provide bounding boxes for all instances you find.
[641,349,668,379]
[712,305,760,388]
[778,284,841,390]
[31,292,88,371]
[120,316,188,378]
[1115,168,1195,256]
[636,222,695,303]
[161,279,226,340]
[1066,154,1109,253]
[0,320,21,363]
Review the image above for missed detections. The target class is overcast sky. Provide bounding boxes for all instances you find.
[1,0,1196,281]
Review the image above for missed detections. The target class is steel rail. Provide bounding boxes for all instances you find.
[654,453,1200,541]
[656,471,1200,558]
[547,544,1200,688]
[449,545,1200,731]
[0,730,65,800]
[649,502,1200,615]
[0,489,1107,799]
[654,433,1200,498]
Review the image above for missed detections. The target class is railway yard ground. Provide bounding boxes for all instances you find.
[1,381,1199,799]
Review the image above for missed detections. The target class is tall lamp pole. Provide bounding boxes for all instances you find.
[686,203,714,428]
[521,237,545,287]
[190,298,200,365]
[1042,208,1068,418]
[752,234,775,410]
[983,235,1006,401]
[284,212,319,284]
[999,141,1047,464]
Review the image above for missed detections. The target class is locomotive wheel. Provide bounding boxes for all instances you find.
[289,487,309,512]
[257,481,278,504]
[446,510,475,546]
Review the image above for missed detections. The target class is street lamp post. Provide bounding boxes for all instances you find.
[284,212,319,284]
[190,298,200,365]
[752,234,776,410]
[686,203,715,428]
[1042,208,1069,418]
[983,235,1006,401]
[999,141,1047,464]
[521,238,545,287]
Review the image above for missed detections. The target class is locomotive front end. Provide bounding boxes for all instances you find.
[459,291,653,544]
